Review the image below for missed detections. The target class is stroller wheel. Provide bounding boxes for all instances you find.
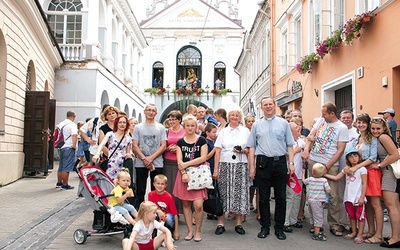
[74,229,88,244]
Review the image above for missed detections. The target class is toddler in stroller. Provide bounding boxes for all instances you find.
[73,166,137,244]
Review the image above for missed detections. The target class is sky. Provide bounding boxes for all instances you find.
[130,0,261,32]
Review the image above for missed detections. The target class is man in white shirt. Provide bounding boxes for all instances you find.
[303,102,349,237]
[80,104,109,165]
[56,110,78,190]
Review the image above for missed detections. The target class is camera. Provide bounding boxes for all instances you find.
[234,145,242,151]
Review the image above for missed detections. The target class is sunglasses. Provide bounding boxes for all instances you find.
[357,113,369,117]
[371,117,384,123]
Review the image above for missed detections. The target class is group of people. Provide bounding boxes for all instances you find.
[55,98,400,249]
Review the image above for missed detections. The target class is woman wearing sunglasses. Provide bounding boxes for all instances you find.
[369,117,400,248]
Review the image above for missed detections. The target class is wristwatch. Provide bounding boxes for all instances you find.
[377,164,381,168]
[289,162,294,165]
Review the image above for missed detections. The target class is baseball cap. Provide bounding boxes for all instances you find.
[287,173,302,194]
[378,108,395,115]
[345,147,359,157]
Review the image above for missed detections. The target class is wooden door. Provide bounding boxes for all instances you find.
[335,85,352,116]
[48,99,56,169]
[23,91,50,172]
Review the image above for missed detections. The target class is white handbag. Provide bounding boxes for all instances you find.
[187,162,214,190]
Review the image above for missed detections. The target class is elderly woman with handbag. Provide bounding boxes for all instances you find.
[213,108,250,236]
[173,115,208,242]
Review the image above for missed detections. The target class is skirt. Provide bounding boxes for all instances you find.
[366,167,382,197]
[382,165,397,192]
[173,171,207,201]
[163,158,183,213]
[218,162,250,215]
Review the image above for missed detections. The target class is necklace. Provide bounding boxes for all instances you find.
[170,126,181,133]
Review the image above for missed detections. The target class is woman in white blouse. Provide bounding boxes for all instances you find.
[213,108,250,236]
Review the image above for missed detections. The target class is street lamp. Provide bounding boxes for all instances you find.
[205,85,210,101]
[166,85,171,100]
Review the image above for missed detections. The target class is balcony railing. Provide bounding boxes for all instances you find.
[59,44,82,61]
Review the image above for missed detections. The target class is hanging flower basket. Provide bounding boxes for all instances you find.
[144,87,166,96]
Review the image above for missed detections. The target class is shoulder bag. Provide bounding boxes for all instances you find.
[100,134,125,171]
[378,134,400,179]
[203,180,223,216]
[186,137,214,190]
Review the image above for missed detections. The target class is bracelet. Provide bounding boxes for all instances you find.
[181,169,186,174]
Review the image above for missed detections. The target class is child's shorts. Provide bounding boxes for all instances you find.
[345,201,366,222]
[137,239,154,250]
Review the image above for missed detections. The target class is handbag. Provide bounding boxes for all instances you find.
[185,136,214,190]
[378,134,400,179]
[187,162,214,190]
[203,180,223,216]
[100,134,125,171]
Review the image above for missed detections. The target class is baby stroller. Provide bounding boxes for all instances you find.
[73,166,134,244]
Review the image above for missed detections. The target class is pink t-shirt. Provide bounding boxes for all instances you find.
[164,127,186,160]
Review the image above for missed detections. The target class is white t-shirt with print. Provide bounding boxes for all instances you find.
[343,167,367,205]
[310,119,349,165]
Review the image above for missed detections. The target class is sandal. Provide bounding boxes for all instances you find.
[354,237,364,244]
[330,228,343,237]
[362,232,374,239]
[364,235,383,244]
[344,234,356,240]
[311,232,327,241]
[309,228,324,233]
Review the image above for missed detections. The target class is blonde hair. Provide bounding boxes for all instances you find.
[114,168,131,186]
[312,163,327,178]
[154,174,168,183]
[227,107,244,124]
[77,121,84,129]
[136,201,158,221]
[183,114,197,126]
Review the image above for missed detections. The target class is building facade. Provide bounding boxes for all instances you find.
[137,0,245,120]
[0,0,63,185]
[238,0,400,132]
[39,0,148,123]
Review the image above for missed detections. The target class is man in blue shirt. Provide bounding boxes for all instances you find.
[247,97,295,240]
[378,108,397,141]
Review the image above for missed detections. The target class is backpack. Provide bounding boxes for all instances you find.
[92,117,99,133]
[53,124,71,148]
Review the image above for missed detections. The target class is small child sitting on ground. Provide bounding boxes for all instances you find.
[147,174,180,240]
[108,168,138,226]
[303,163,331,241]
[324,148,367,244]
[122,201,176,250]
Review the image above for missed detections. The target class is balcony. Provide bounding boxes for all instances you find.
[59,44,82,61]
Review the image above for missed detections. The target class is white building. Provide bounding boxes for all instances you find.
[0,0,63,185]
[136,0,245,120]
[39,0,148,123]
[235,1,270,119]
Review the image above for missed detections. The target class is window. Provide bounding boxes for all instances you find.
[314,0,321,47]
[47,0,82,45]
[279,29,288,76]
[152,62,164,88]
[359,0,380,13]
[176,46,202,89]
[214,62,226,90]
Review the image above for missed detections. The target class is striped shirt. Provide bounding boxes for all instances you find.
[304,177,331,202]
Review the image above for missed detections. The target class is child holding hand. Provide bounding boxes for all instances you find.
[109,168,138,226]
[122,201,176,250]
[324,148,367,244]
[303,163,331,241]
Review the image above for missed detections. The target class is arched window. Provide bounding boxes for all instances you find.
[176,46,202,89]
[152,62,164,88]
[47,0,82,45]
[214,61,226,90]
[26,61,36,91]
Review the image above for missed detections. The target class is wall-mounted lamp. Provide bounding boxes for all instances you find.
[314,89,319,97]
[205,84,210,101]
[166,85,171,100]
[382,76,388,88]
